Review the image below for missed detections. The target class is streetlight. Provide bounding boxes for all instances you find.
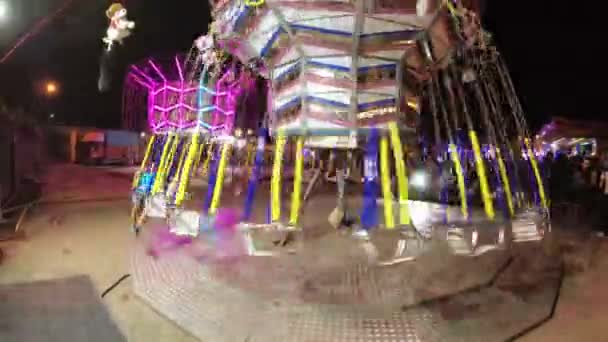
[45,81,59,96]
[0,1,9,23]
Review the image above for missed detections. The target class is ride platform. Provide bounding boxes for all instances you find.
[131,196,561,341]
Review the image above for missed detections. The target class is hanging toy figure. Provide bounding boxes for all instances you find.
[103,3,135,52]
[195,34,219,73]
[98,3,135,92]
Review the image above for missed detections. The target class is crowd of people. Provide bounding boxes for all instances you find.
[402,145,608,235]
[544,151,608,234]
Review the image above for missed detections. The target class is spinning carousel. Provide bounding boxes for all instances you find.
[124,52,266,236]
[123,1,559,341]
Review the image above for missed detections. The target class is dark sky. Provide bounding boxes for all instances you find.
[0,0,210,128]
[483,1,600,129]
[0,0,600,130]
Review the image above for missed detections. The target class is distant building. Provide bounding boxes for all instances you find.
[536,117,608,156]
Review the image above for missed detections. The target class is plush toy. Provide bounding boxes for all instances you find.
[103,3,135,51]
[195,34,214,52]
[195,34,218,65]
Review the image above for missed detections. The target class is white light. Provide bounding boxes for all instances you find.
[49,113,55,119]
[408,201,432,230]
[310,68,335,78]
[471,230,479,248]
[0,1,8,21]
[140,132,146,138]
[411,171,427,189]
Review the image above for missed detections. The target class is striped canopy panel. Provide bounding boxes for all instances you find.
[210,0,444,143]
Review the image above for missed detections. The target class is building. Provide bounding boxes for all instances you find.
[536,117,608,156]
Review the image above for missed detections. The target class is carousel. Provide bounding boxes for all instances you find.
[123,1,561,341]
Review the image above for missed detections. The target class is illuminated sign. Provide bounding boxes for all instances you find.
[358,106,397,119]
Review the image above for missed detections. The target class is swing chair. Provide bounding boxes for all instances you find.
[202,0,449,264]
[125,51,246,236]
[128,0,550,264]
[124,4,560,342]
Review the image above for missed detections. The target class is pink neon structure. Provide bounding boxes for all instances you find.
[213,64,244,135]
[122,54,243,135]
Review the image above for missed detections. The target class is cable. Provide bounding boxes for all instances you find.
[101,274,131,298]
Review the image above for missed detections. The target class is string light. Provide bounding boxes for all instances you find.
[358,106,397,119]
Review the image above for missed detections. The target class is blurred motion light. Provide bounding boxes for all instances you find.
[0,1,9,22]
[411,171,428,190]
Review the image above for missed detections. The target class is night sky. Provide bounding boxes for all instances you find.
[0,0,599,131]
[484,1,600,129]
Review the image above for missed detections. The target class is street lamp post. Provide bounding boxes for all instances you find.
[37,80,60,123]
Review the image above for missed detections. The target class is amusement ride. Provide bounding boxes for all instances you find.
[118,1,557,340]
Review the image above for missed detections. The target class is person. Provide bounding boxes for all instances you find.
[439,153,456,203]
[581,157,598,188]
[571,157,587,196]
[596,152,608,236]
[0,185,4,223]
[600,152,608,195]
[543,152,554,179]
[422,149,441,202]
[550,153,571,205]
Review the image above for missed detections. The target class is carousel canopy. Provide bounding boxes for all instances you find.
[209,0,471,135]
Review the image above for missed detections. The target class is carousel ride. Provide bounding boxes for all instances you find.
[123,1,560,341]
[124,51,266,237]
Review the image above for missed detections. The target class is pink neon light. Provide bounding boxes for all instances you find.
[214,70,229,131]
[152,104,227,113]
[175,56,185,127]
[126,55,248,135]
[149,68,238,133]
[212,65,243,135]
[147,81,154,132]
[151,85,226,96]
[151,120,220,132]
[149,60,167,83]
[131,65,157,86]
[150,103,234,117]
[175,56,184,83]
[129,74,152,90]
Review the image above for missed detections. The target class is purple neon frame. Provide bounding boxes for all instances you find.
[126,56,244,135]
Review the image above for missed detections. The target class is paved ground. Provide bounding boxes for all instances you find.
[519,234,608,342]
[0,163,606,341]
[0,164,197,342]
